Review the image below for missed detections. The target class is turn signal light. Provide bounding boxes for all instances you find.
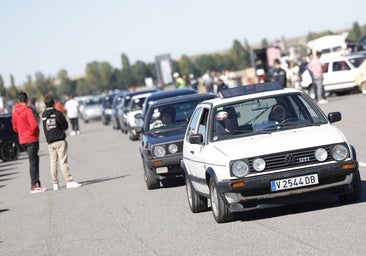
[153,160,163,166]
[342,163,356,170]
[231,181,245,188]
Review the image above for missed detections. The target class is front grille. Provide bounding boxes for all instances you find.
[248,144,345,174]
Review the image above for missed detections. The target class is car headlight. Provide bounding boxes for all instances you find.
[332,144,348,161]
[168,144,178,154]
[252,158,266,171]
[315,148,328,161]
[231,160,249,177]
[153,146,166,157]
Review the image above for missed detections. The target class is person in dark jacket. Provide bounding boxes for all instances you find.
[42,95,81,190]
[271,58,287,88]
[12,92,45,193]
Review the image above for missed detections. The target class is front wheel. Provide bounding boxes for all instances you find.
[143,160,160,190]
[338,170,362,203]
[0,140,20,162]
[186,176,208,213]
[360,82,366,95]
[209,179,234,223]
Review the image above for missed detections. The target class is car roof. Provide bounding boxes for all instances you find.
[148,93,216,108]
[200,84,303,107]
[145,88,197,101]
[321,52,366,63]
[131,92,154,99]
[123,89,159,99]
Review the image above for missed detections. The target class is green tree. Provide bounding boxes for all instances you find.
[6,75,18,101]
[131,61,153,86]
[0,74,5,97]
[261,38,269,48]
[85,61,113,93]
[121,53,130,69]
[348,22,362,41]
[230,39,247,70]
[75,78,90,95]
[35,72,55,97]
[57,69,74,96]
[178,55,195,77]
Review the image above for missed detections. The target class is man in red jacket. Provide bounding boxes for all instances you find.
[12,92,45,193]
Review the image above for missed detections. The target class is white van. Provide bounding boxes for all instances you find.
[306,34,348,58]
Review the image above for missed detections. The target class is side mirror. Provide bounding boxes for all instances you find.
[328,112,342,123]
[189,134,203,144]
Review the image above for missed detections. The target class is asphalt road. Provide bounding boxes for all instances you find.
[1,92,366,256]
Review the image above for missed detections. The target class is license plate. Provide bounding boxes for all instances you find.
[156,167,168,174]
[270,174,319,192]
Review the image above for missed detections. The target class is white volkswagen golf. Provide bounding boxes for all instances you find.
[181,82,361,223]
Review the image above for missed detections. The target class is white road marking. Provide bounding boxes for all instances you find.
[359,162,366,168]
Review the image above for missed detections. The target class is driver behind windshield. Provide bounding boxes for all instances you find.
[269,104,288,123]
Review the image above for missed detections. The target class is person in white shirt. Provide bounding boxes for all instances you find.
[64,94,80,135]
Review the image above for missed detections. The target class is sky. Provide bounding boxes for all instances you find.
[1,0,366,87]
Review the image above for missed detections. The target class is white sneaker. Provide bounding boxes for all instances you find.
[66,181,82,189]
[53,184,59,190]
[70,131,76,136]
[76,130,80,135]
[318,99,328,105]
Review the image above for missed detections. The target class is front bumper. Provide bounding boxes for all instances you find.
[144,153,183,178]
[216,160,358,211]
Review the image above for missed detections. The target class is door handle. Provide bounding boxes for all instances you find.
[190,150,194,154]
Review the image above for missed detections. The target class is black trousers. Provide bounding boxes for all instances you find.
[25,142,40,186]
[69,117,79,131]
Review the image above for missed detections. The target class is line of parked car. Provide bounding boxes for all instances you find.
[105,83,361,223]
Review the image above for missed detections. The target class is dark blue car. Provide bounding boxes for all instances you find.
[101,92,122,125]
[0,113,23,161]
[139,93,216,189]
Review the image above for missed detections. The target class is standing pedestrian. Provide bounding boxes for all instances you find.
[42,95,82,190]
[12,92,45,193]
[188,74,198,91]
[64,94,80,135]
[202,70,214,93]
[29,97,40,123]
[271,58,287,88]
[308,51,327,104]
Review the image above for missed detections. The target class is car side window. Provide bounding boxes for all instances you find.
[186,107,202,141]
[197,108,209,144]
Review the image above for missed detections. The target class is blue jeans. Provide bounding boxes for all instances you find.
[25,142,40,186]
[314,76,326,102]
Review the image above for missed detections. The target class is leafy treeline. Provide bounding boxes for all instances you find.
[0,22,365,103]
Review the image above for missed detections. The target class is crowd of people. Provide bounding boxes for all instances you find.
[172,52,327,105]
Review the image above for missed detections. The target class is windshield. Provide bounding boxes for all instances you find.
[210,93,328,141]
[146,99,204,133]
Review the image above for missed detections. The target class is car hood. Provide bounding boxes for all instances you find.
[211,125,347,160]
[146,128,186,144]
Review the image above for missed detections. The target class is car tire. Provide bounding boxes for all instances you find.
[361,82,366,95]
[338,170,362,203]
[185,176,208,213]
[209,179,234,223]
[143,160,160,190]
[0,140,20,162]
